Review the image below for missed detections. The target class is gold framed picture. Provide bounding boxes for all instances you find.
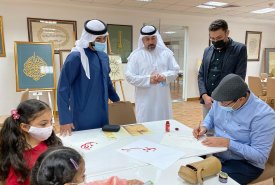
[27,17,77,53]
[0,16,6,57]
[245,31,262,61]
[107,24,133,63]
[264,48,275,76]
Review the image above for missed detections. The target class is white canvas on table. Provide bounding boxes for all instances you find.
[118,139,185,170]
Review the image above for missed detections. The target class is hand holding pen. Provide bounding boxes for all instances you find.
[192,121,207,139]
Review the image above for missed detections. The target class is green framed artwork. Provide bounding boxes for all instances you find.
[107,24,132,63]
[0,16,6,57]
[264,48,275,76]
[14,42,55,91]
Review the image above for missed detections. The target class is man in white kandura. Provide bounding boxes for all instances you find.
[125,25,179,123]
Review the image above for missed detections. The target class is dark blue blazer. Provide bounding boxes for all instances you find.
[198,38,247,103]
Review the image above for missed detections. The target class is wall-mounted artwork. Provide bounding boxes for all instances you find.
[245,31,262,61]
[0,16,6,57]
[109,55,124,80]
[264,48,275,76]
[27,17,77,53]
[14,42,55,91]
[59,49,71,68]
[107,24,132,63]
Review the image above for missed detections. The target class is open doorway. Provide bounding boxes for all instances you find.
[144,21,188,101]
[160,25,187,102]
[161,25,186,101]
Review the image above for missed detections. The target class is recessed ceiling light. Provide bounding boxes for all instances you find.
[196,5,216,9]
[251,8,275,14]
[164,31,176,34]
[203,1,228,7]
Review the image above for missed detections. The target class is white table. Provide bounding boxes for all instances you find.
[61,120,238,184]
[89,157,239,185]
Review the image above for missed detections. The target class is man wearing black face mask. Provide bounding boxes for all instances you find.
[198,19,247,119]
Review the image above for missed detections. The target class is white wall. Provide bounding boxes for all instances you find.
[1,0,275,114]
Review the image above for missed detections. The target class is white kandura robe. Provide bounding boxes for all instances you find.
[125,46,179,123]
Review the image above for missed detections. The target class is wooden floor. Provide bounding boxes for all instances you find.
[172,100,203,129]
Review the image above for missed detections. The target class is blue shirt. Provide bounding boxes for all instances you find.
[57,48,120,130]
[203,92,275,169]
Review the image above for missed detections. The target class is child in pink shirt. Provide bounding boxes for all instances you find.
[30,146,143,185]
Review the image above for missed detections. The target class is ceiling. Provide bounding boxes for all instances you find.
[32,0,275,20]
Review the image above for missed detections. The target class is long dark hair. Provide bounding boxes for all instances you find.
[31,146,82,185]
[0,99,62,182]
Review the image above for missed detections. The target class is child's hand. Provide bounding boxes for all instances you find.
[126,179,144,185]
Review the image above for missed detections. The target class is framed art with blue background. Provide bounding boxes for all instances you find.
[0,16,6,57]
[14,42,55,91]
[107,24,132,63]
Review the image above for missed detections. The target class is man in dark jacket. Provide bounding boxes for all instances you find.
[198,19,247,118]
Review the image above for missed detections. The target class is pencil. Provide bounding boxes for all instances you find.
[197,121,201,139]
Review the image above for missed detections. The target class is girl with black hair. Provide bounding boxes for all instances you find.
[31,146,143,185]
[0,99,62,185]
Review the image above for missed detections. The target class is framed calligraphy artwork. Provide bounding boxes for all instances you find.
[27,17,77,53]
[264,48,275,76]
[107,24,132,63]
[0,16,6,57]
[108,55,124,80]
[14,41,55,91]
[245,31,262,61]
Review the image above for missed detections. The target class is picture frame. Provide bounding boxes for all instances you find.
[245,31,262,61]
[59,49,71,68]
[264,48,275,76]
[108,55,124,80]
[14,41,55,91]
[27,17,77,53]
[107,24,133,63]
[0,16,6,57]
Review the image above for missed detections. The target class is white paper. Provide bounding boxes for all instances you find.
[160,133,209,151]
[60,134,116,154]
[118,139,185,170]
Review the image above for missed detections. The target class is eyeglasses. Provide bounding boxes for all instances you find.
[209,36,224,42]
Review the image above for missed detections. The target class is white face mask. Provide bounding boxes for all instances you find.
[28,125,53,141]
